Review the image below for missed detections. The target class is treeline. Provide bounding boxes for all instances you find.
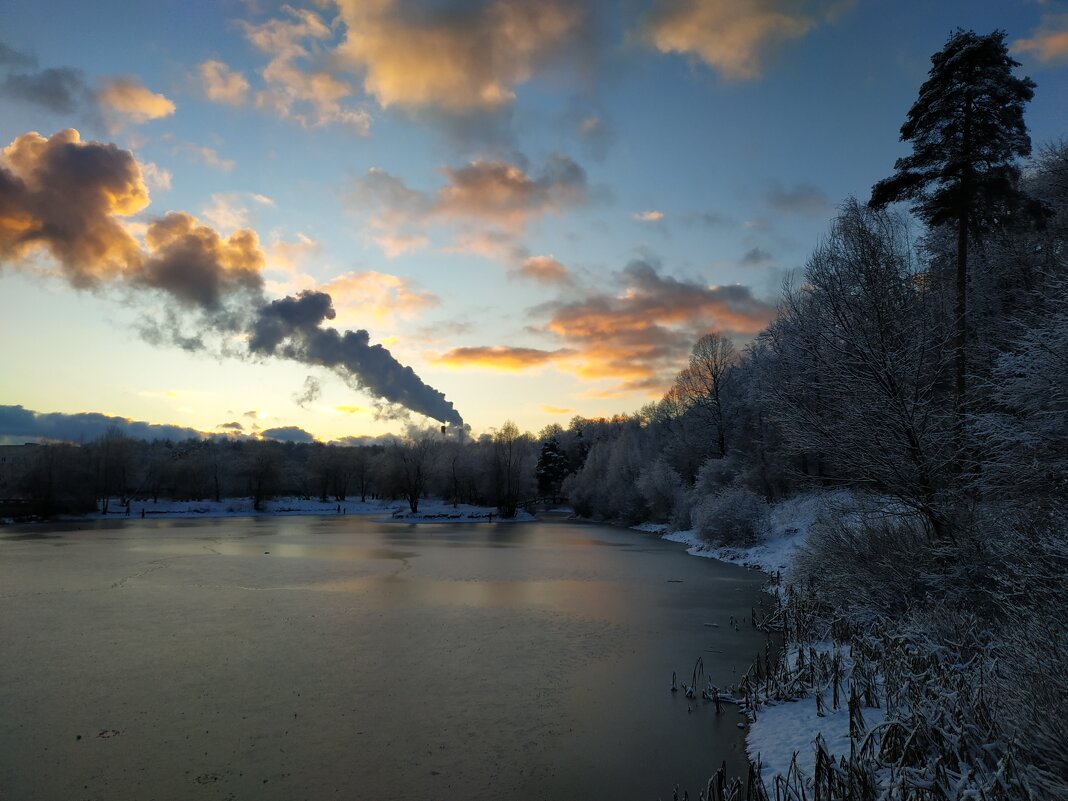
[0,420,586,518]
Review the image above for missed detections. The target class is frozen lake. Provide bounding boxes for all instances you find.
[0,515,766,800]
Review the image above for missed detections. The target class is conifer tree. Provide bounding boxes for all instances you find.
[869,29,1036,437]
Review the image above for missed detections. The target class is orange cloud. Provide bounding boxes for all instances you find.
[319,270,439,327]
[433,346,575,371]
[633,210,664,222]
[539,260,774,391]
[174,141,234,172]
[352,154,587,258]
[516,255,570,284]
[437,259,775,396]
[438,157,586,226]
[198,60,250,105]
[335,0,586,111]
[97,77,176,127]
[540,404,573,415]
[642,0,841,80]
[242,6,372,134]
[0,128,148,286]
[1014,15,1068,64]
[265,232,320,274]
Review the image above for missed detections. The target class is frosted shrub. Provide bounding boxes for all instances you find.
[635,459,682,522]
[693,455,738,495]
[562,433,649,523]
[793,511,932,623]
[691,486,768,546]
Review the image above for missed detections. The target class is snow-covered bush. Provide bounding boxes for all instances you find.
[563,430,650,524]
[787,499,1068,797]
[635,458,681,522]
[691,486,768,546]
[693,455,738,495]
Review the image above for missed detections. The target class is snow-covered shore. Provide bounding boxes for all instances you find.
[635,491,844,576]
[634,490,883,788]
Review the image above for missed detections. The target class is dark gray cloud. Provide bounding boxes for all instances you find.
[741,246,774,266]
[133,212,265,309]
[0,404,202,443]
[0,42,96,119]
[260,425,316,444]
[1,67,93,114]
[218,421,244,430]
[766,181,831,216]
[0,42,36,67]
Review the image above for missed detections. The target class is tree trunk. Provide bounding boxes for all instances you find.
[954,207,969,478]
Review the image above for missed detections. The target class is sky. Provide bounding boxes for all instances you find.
[0,0,1065,444]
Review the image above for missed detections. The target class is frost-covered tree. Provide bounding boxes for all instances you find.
[534,435,569,500]
[972,274,1068,500]
[490,421,532,518]
[635,458,682,522]
[870,29,1037,435]
[392,435,437,513]
[765,201,955,534]
[563,422,651,524]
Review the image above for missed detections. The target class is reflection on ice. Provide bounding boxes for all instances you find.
[0,515,765,801]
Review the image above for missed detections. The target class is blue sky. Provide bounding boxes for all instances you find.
[1,0,1065,441]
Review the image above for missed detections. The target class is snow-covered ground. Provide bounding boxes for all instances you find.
[748,695,886,781]
[75,497,535,524]
[637,491,850,576]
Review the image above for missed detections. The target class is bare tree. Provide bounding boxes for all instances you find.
[675,332,737,457]
[491,421,530,518]
[765,201,956,535]
[396,435,437,513]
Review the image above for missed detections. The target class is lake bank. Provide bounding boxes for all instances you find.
[0,496,537,525]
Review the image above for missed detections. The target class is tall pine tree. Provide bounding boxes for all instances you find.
[869,29,1036,452]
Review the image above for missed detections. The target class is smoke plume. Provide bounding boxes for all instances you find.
[0,129,464,426]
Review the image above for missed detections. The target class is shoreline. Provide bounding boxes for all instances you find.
[3,497,539,526]
[627,492,856,789]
